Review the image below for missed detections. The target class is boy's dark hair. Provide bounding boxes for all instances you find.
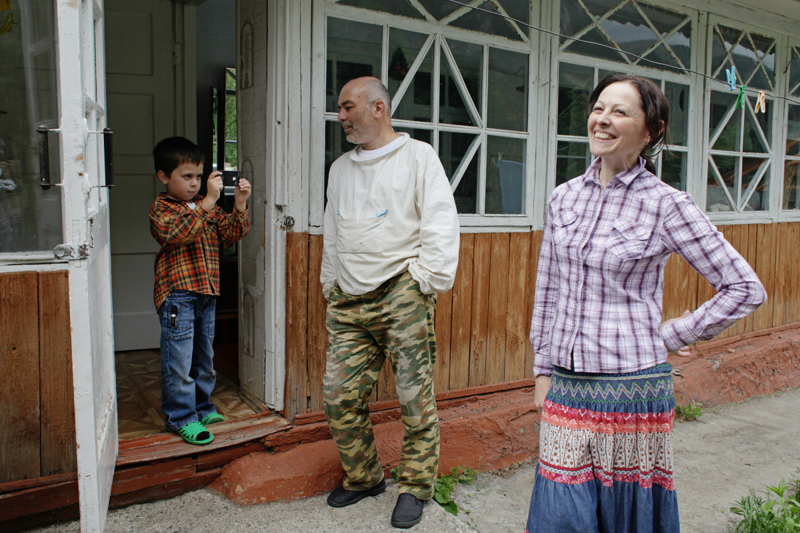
[153,137,204,176]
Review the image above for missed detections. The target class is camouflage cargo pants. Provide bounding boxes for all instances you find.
[323,271,439,500]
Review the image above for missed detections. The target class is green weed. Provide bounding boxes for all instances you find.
[675,400,703,422]
[390,465,478,516]
[728,471,800,532]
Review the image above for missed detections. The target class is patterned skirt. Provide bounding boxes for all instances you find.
[525,364,679,533]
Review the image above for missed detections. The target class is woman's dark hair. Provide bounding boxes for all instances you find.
[587,73,669,174]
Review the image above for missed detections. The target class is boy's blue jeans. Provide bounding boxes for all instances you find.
[158,290,219,431]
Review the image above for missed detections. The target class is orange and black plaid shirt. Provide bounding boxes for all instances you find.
[149,193,250,310]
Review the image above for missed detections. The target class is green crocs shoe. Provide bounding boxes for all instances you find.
[200,412,225,426]
[173,421,214,445]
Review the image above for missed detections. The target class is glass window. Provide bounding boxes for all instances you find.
[0,0,63,254]
[324,14,532,219]
[559,0,692,72]
[326,18,382,114]
[711,24,776,92]
[783,101,800,210]
[707,91,772,213]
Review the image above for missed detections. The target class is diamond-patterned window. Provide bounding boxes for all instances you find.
[324,14,532,218]
[555,62,690,191]
[710,24,776,92]
[783,45,800,210]
[333,0,530,42]
[559,0,692,73]
[706,91,772,213]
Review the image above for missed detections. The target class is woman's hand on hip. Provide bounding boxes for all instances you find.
[660,310,692,357]
[534,375,552,410]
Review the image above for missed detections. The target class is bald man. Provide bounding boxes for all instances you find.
[320,77,460,528]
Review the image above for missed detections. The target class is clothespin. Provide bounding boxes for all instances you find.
[726,66,737,91]
[754,90,766,114]
[736,85,746,109]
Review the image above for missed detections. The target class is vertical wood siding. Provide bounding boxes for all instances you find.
[285,222,800,421]
[0,271,75,483]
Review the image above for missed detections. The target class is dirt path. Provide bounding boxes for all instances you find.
[451,386,800,533]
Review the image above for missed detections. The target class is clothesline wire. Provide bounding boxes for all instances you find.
[442,0,800,106]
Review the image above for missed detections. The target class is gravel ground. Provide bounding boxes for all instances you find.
[31,387,800,533]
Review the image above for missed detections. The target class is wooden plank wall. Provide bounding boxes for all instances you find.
[0,271,76,483]
[285,222,800,421]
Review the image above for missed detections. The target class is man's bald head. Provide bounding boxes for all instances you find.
[337,77,398,150]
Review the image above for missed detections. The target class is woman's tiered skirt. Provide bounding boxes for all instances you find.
[526,364,680,533]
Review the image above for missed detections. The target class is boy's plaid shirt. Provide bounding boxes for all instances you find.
[149,193,249,310]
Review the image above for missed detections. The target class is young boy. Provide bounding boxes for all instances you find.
[149,137,251,445]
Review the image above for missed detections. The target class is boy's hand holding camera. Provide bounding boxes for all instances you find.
[201,171,251,213]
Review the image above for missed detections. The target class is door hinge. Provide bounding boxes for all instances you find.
[54,243,90,260]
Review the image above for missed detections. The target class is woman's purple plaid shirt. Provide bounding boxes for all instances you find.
[531,158,766,377]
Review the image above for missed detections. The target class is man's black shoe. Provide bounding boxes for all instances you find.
[326,478,386,508]
[391,493,424,528]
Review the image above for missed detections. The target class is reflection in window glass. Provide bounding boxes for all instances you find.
[440,132,478,214]
[326,18,382,113]
[488,48,527,131]
[602,2,660,57]
[416,0,460,20]
[784,161,799,210]
[486,137,525,214]
[707,157,736,212]
[558,63,593,136]
[660,151,687,191]
[393,44,434,122]
[556,141,592,187]
[790,47,800,97]
[742,99,771,153]
[447,39,482,118]
[388,28,428,103]
[787,105,800,157]
[665,83,688,145]
[710,92,740,152]
[742,158,769,211]
[324,120,351,205]
[440,59,475,126]
[0,0,63,253]
[711,24,775,91]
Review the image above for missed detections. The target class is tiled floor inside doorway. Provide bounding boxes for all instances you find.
[116,349,257,440]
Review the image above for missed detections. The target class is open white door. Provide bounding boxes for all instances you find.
[56,1,117,530]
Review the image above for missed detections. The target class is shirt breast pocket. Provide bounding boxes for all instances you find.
[336,209,388,254]
[552,209,578,244]
[607,217,653,261]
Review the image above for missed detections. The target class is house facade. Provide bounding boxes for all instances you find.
[1,0,799,531]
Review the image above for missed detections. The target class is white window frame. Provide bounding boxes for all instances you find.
[701,15,786,225]
[309,0,544,233]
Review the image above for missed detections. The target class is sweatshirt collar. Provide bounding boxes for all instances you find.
[349,132,410,162]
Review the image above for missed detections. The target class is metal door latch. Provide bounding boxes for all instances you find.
[54,243,90,260]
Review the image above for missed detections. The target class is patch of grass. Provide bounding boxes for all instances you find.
[675,400,702,422]
[390,465,478,516]
[728,470,800,532]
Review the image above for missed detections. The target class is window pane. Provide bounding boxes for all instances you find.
[559,0,594,39]
[393,42,434,122]
[564,27,623,63]
[558,63,592,137]
[742,158,768,211]
[660,151,687,191]
[639,3,691,68]
[450,1,522,42]
[447,39,483,119]
[487,48,527,131]
[393,127,432,145]
[0,0,63,253]
[665,83,688,146]
[710,92,740,152]
[707,157,736,212]
[500,0,530,28]
[486,136,526,214]
[784,160,799,210]
[336,0,424,19]
[556,141,592,187]
[790,47,800,96]
[712,25,775,91]
[416,0,460,20]
[326,18,382,113]
[601,2,659,57]
[440,132,479,214]
[786,105,800,156]
[440,57,475,126]
[388,28,428,105]
[743,100,771,153]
